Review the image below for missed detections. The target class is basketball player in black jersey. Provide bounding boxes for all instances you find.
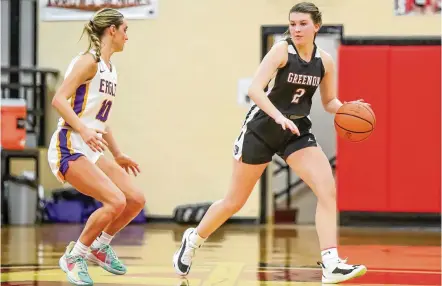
[173,2,368,283]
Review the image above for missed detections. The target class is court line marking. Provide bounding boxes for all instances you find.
[202,262,245,286]
[3,265,440,275]
[251,267,441,274]
[1,266,58,269]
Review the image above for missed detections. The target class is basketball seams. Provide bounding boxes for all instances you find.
[333,120,373,133]
[334,102,375,142]
[359,104,376,126]
[335,113,374,129]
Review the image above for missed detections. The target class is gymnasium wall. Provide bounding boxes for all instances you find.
[337,44,441,214]
[36,0,441,218]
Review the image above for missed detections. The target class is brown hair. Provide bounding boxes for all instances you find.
[80,8,124,62]
[290,2,322,26]
[283,2,323,38]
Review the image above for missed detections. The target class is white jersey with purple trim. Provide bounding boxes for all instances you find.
[48,51,118,183]
[57,50,117,133]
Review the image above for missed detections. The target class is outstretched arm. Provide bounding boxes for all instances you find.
[319,50,343,114]
[319,49,370,114]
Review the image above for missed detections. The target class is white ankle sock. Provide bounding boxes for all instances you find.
[321,247,339,268]
[70,240,89,257]
[92,232,114,249]
[189,229,206,247]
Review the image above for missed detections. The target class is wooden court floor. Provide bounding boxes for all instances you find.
[1,223,440,285]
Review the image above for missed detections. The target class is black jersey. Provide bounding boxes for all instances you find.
[236,38,326,161]
[266,38,325,117]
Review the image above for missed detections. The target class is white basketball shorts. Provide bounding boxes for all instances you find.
[47,128,103,183]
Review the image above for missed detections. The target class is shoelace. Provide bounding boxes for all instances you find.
[181,243,198,265]
[72,256,88,273]
[317,257,349,269]
[100,245,119,263]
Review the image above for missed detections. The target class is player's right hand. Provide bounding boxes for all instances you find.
[79,127,108,152]
[275,114,300,136]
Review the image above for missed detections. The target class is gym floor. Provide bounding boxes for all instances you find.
[1,223,440,285]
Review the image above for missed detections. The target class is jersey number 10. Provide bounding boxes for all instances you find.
[291,88,305,104]
[96,99,113,122]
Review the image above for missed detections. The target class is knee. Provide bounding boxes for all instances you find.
[127,190,146,211]
[107,191,127,216]
[315,181,336,206]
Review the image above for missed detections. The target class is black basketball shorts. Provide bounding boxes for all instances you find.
[232,110,318,165]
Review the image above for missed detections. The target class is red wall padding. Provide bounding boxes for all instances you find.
[337,45,441,214]
[336,46,390,212]
[389,46,441,213]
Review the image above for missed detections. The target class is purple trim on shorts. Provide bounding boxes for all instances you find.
[58,129,84,176]
[59,153,83,176]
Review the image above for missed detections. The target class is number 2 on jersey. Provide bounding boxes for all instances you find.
[96,99,112,122]
[291,88,305,104]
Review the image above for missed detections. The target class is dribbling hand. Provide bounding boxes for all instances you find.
[275,114,300,136]
[79,127,108,152]
[345,99,371,108]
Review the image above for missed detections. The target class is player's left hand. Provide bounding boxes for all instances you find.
[114,153,141,176]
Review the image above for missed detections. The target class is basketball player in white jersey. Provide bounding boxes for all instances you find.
[47,8,145,286]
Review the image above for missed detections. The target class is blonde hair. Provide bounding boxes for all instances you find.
[81,8,124,62]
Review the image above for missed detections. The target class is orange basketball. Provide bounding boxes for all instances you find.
[334,102,376,142]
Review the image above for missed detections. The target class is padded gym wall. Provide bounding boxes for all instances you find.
[337,43,441,214]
